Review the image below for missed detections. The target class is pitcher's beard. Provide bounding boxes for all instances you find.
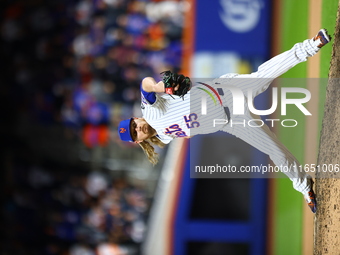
[147,125,157,137]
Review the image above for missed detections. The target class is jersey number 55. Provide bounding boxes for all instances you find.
[184,113,200,128]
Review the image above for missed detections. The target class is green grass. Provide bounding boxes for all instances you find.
[275,0,308,254]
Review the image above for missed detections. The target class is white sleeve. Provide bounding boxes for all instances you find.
[156,134,173,144]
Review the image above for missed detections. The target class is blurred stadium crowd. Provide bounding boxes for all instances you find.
[1,0,186,254]
[4,161,148,255]
[2,0,186,146]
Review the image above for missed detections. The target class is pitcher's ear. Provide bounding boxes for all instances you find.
[135,140,142,144]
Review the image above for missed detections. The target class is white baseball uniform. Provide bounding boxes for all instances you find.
[141,38,321,196]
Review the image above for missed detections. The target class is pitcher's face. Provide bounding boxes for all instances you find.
[130,118,155,143]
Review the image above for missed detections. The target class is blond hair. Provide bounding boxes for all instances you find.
[139,135,166,165]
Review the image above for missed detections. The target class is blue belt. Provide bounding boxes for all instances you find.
[216,88,231,123]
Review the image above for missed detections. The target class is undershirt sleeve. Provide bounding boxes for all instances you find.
[140,84,156,104]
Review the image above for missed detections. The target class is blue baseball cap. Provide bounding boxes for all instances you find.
[118,118,134,142]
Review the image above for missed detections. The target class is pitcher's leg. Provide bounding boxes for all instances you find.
[255,38,319,79]
[244,38,319,97]
[225,115,312,195]
[215,33,328,98]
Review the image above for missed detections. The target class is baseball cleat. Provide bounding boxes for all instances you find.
[313,29,331,48]
[304,180,317,213]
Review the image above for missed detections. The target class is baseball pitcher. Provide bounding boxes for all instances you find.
[117,29,332,213]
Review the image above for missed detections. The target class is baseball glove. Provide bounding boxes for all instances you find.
[161,70,191,99]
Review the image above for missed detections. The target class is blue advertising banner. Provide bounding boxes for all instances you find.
[172,1,272,254]
[195,0,271,56]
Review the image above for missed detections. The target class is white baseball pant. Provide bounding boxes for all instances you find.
[218,38,320,196]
